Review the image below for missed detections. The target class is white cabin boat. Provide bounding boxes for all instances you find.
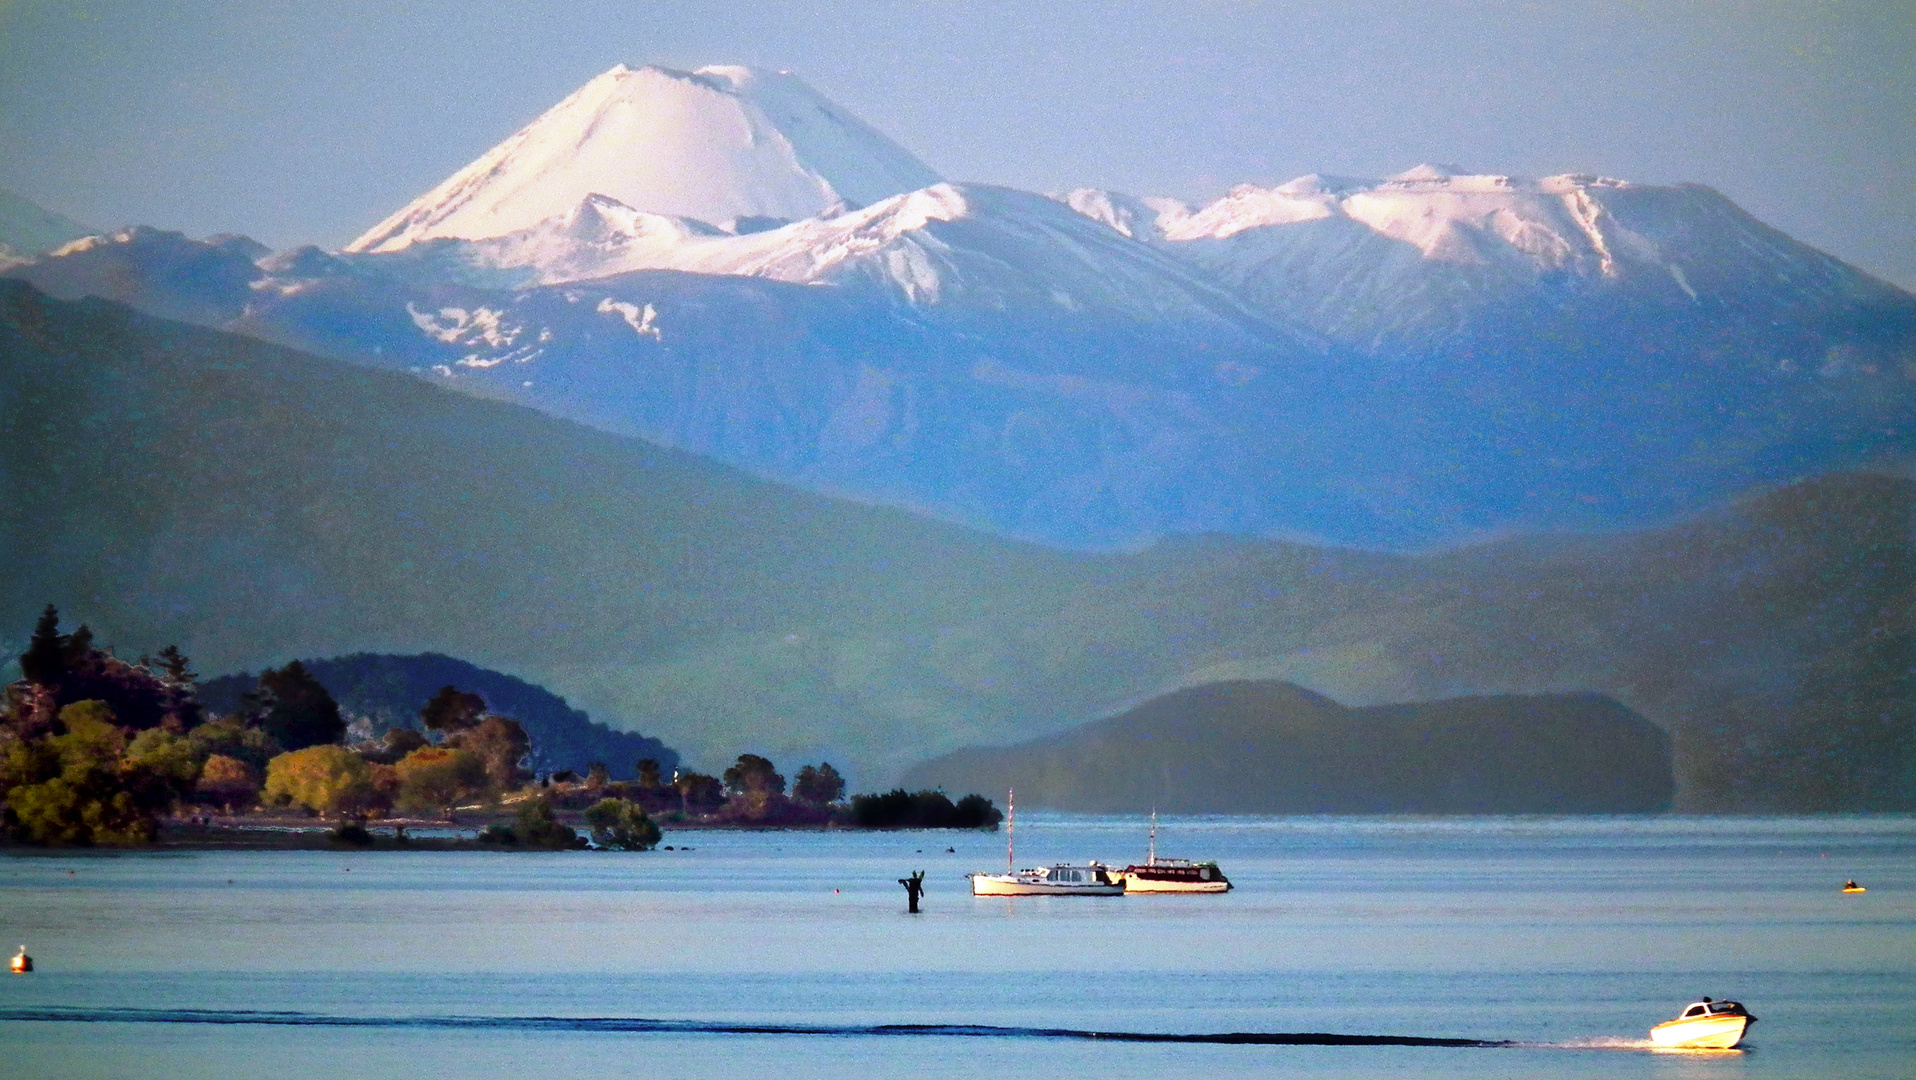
[968,788,1124,896]
[1118,858,1231,893]
[970,863,1125,896]
[1649,998,1756,1049]
[1114,811,1232,893]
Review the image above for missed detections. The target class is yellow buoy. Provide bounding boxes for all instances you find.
[9,946,31,974]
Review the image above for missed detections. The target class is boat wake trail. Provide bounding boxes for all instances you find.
[0,1007,1510,1047]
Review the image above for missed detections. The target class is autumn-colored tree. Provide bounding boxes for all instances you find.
[393,746,488,816]
[263,745,381,817]
[195,754,261,812]
[446,716,530,790]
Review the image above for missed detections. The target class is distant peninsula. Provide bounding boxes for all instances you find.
[906,680,1675,814]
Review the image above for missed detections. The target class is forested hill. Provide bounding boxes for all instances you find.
[200,653,677,779]
[905,681,1675,814]
[4,280,1909,807]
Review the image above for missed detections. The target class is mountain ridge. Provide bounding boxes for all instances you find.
[904,680,1676,814]
[4,281,1908,807]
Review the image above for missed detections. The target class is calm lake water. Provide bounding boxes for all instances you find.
[3,814,1912,1079]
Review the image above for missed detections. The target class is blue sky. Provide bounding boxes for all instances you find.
[2,0,1911,288]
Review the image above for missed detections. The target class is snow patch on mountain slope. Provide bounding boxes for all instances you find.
[597,297,660,339]
[347,64,941,253]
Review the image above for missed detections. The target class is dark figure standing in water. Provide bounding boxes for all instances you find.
[899,870,926,913]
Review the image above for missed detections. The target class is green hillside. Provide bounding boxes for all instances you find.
[3,281,1909,807]
[904,680,1675,813]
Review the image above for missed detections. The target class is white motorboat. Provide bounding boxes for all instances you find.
[968,789,1124,896]
[1649,998,1756,1049]
[1115,811,1231,893]
[970,862,1126,896]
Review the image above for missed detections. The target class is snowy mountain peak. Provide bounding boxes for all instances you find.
[1385,163,1471,184]
[346,63,941,254]
[1068,170,1672,271]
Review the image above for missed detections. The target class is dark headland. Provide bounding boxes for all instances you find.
[906,680,1675,814]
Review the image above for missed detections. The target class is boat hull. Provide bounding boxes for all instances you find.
[970,875,1123,896]
[1119,872,1231,894]
[1649,1015,1754,1049]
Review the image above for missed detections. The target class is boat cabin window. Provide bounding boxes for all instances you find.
[1682,1005,1706,1018]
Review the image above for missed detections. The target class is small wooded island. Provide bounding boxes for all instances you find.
[0,607,1000,849]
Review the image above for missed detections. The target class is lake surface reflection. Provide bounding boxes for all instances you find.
[3,814,1912,1079]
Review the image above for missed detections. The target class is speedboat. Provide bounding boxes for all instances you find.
[9,946,30,974]
[970,863,1125,896]
[1116,811,1231,893]
[1649,998,1756,1049]
[1843,880,1866,893]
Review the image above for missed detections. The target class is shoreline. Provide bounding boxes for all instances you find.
[1,813,987,854]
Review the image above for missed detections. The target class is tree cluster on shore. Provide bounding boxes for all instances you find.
[0,607,657,849]
[0,608,1000,846]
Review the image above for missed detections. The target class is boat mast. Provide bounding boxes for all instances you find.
[1148,808,1157,867]
[1007,788,1015,873]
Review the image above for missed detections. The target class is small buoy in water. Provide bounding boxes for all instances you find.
[1844,880,1866,893]
[10,947,31,974]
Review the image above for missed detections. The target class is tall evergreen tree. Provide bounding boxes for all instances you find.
[18,605,66,684]
[254,661,345,751]
[153,645,196,686]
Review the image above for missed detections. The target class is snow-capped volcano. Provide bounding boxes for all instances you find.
[347,64,942,253]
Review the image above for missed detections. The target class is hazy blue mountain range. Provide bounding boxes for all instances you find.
[4,283,1907,808]
[198,653,677,779]
[7,163,1911,551]
[905,680,1675,814]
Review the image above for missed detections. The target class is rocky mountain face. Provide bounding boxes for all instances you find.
[5,283,1908,807]
[904,680,1676,814]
